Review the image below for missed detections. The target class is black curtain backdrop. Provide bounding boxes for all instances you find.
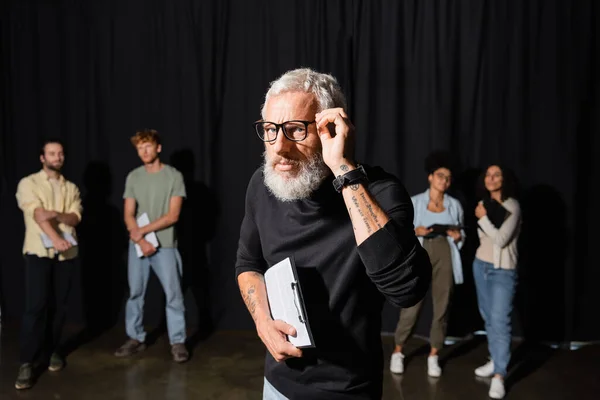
[1,0,598,344]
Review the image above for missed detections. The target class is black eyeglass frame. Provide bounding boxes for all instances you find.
[253,120,316,142]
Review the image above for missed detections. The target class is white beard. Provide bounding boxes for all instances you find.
[263,151,331,202]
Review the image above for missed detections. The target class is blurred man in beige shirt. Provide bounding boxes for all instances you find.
[14,139,82,390]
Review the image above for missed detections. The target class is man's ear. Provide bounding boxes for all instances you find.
[40,155,45,164]
[157,144,162,154]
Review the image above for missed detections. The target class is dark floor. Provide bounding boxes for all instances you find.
[0,324,598,399]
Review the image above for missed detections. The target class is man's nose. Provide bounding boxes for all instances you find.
[271,127,293,154]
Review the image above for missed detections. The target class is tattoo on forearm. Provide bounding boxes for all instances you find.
[348,208,356,230]
[241,284,258,318]
[351,195,373,234]
[350,183,360,191]
[340,164,349,173]
[359,192,383,228]
[248,286,257,314]
[351,196,361,215]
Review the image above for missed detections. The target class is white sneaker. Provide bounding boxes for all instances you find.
[474,360,494,377]
[489,377,505,399]
[427,355,442,377]
[390,352,405,374]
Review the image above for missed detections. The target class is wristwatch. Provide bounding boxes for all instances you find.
[332,165,368,192]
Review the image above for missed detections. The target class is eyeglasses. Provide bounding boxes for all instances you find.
[253,120,316,142]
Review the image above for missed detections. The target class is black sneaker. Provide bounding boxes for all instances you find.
[114,339,147,357]
[48,352,65,372]
[15,363,33,390]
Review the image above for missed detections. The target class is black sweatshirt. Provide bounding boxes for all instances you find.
[235,165,431,400]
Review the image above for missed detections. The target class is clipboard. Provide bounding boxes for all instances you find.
[40,232,78,248]
[482,198,510,229]
[264,256,315,348]
[426,224,464,235]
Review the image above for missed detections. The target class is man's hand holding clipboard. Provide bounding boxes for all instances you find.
[256,316,303,363]
[257,256,314,362]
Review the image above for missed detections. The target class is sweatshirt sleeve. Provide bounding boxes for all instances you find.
[356,180,431,308]
[235,173,268,279]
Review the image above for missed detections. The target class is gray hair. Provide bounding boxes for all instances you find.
[261,68,347,119]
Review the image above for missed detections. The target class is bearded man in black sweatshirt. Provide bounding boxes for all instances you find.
[235,68,432,400]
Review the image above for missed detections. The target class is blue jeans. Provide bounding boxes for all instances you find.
[472,258,517,377]
[125,242,186,345]
[263,378,288,400]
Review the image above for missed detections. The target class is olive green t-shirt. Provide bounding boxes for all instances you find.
[123,164,186,248]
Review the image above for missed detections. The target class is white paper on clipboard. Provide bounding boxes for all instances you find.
[134,213,159,257]
[264,257,314,348]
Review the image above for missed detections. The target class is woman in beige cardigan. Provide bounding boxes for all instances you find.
[472,164,520,400]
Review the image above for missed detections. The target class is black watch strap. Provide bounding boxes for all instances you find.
[332,165,368,192]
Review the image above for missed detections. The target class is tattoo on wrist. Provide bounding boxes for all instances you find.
[350,183,360,191]
[340,164,349,173]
